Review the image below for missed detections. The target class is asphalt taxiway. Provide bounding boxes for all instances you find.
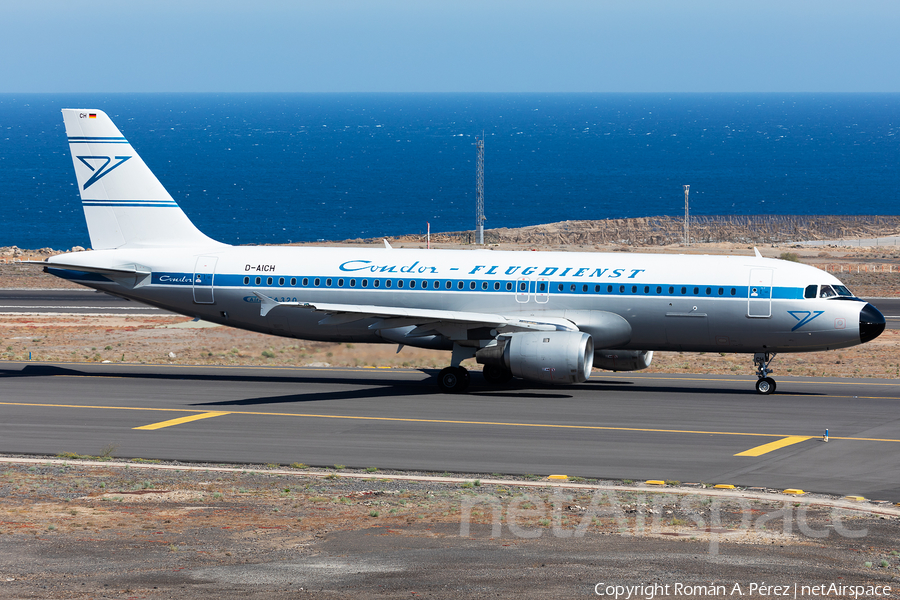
[1,361,898,501]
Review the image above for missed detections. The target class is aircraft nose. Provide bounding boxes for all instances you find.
[859,303,886,343]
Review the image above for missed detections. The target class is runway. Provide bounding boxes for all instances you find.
[0,289,173,315]
[1,361,899,501]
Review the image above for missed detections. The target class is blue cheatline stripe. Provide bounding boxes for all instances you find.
[68,141,130,144]
[67,136,127,141]
[148,271,805,300]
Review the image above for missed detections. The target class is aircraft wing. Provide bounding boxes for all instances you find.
[253,292,577,338]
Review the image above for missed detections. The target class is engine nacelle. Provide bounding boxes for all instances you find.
[593,349,653,372]
[476,331,594,384]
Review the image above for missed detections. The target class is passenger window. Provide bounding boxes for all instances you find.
[458,281,464,290]
[804,285,818,299]
[243,276,250,285]
[290,278,297,286]
[539,282,546,292]
[718,287,723,295]
[584,285,589,292]
[656,286,662,294]
[644,286,649,293]
[302,278,309,286]
[494,282,500,290]
[325,278,332,286]
[482,281,488,290]
[469,281,476,290]
[669,286,674,294]
[632,285,637,293]
[607,285,613,293]
[267,277,273,285]
[620,285,625,293]
[386,280,392,288]
[705,287,711,295]
[558,284,564,292]
[255,277,261,285]
[446,281,452,289]
[362,279,368,288]
[519,282,527,291]
[350,279,356,287]
[506,282,513,291]
[594,285,600,292]
[730,288,736,296]
[313,278,320,286]
[571,284,577,292]
[681,287,686,294]
[279,277,285,286]
[338,278,344,287]
[373,280,380,288]
[693,287,699,295]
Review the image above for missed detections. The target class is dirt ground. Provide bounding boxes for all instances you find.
[0,459,899,599]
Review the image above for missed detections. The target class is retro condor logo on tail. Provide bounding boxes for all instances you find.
[76,155,132,189]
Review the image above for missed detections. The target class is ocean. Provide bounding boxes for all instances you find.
[2,93,898,250]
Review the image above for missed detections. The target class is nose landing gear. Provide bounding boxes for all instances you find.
[753,352,777,394]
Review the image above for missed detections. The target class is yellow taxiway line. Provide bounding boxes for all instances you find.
[734,435,813,456]
[133,411,231,430]
[2,401,900,445]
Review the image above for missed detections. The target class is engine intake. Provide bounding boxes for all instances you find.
[476,331,594,384]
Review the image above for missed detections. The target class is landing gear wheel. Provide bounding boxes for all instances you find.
[438,366,470,394]
[482,364,513,385]
[755,377,776,395]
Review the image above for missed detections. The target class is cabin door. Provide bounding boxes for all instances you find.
[748,268,773,318]
[193,256,218,304]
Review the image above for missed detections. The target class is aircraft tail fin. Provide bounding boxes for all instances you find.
[61,109,223,250]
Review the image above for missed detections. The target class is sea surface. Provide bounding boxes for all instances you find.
[2,93,898,250]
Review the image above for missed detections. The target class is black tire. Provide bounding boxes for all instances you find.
[755,377,776,395]
[482,364,513,385]
[438,367,469,393]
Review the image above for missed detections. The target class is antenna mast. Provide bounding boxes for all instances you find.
[475,133,485,245]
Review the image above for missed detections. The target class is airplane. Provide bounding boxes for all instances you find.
[37,109,885,395]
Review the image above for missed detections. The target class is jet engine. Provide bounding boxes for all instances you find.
[476,331,594,384]
[593,349,653,372]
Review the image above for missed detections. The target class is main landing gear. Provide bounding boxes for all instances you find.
[753,352,777,395]
[437,366,470,394]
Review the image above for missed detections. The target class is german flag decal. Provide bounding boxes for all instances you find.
[89,113,97,119]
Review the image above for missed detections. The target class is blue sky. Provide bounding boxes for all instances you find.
[4,0,899,92]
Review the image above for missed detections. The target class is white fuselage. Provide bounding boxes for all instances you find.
[47,244,872,354]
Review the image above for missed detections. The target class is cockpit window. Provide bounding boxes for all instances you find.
[804,285,818,299]
[833,285,853,297]
[819,285,837,298]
